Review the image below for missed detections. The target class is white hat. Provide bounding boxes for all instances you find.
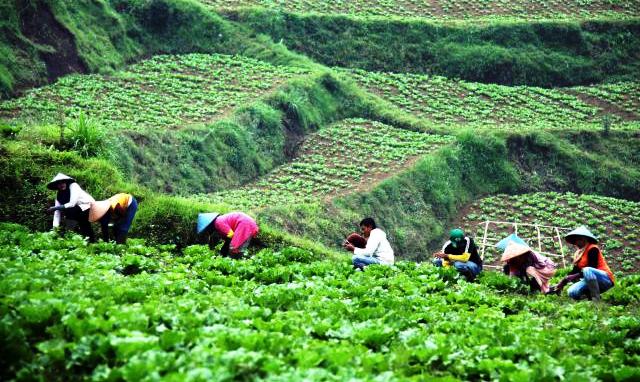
[47,173,75,190]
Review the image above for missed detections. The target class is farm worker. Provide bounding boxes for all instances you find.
[548,226,614,301]
[433,228,483,281]
[501,242,556,293]
[88,193,138,244]
[343,217,394,270]
[197,212,259,258]
[46,173,96,242]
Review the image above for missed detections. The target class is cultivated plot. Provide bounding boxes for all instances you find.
[0,54,310,130]
[1,224,638,381]
[459,192,640,273]
[206,118,453,208]
[203,0,640,19]
[346,69,640,128]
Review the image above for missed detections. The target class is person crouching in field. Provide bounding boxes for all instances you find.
[197,212,259,259]
[433,228,483,281]
[89,193,138,244]
[548,226,614,301]
[343,217,394,270]
[501,242,556,293]
[46,173,96,242]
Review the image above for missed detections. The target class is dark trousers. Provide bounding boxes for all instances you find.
[63,206,96,242]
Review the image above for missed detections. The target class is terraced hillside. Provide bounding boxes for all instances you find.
[207,118,454,208]
[459,192,640,272]
[204,0,640,19]
[0,54,310,130]
[346,69,640,128]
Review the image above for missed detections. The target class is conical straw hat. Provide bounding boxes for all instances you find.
[47,173,75,190]
[197,213,220,234]
[565,225,598,245]
[495,233,528,251]
[500,242,532,262]
[89,200,111,222]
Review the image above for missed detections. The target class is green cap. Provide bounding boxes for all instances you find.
[449,228,465,248]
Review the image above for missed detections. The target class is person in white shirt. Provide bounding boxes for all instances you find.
[343,217,394,270]
[46,173,96,242]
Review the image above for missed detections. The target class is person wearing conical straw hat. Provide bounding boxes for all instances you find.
[548,226,614,301]
[197,212,259,259]
[433,228,483,281]
[501,243,557,293]
[89,193,138,244]
[46,173,96,242]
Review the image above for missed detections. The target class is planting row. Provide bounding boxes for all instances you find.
[345,69,640,128]
[1,223,639,381]
[205,118,453,208]
[0,54,309,130]
[459,192,640,272]
[204,0,640,20]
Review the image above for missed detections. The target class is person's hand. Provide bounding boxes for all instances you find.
[433,251,445,259]
[343,242,355,252]
[46,205,64,214]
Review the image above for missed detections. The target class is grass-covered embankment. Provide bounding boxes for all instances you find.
[233,10,640,87]
[0,0,316,98]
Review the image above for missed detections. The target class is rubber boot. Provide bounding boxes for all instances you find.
[115,232,128,245]
[586,278,601,301]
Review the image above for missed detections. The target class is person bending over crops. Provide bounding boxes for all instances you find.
[89,193,138,244]
[433,228,483,281]
[46,173,96,242]
[197,212,259,259]
[548,226,614,301]
[343,217,394,270]
[501,243,556,293]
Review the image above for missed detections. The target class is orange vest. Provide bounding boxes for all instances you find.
[575,243,615,284]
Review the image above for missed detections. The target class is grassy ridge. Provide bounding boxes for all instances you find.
[0,0,316,98]
[234,10,640,87]
[206,0,640,20]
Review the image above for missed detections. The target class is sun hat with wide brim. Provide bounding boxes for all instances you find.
[500,242,532,262]
[47,173,75,190]
[89,199,112,223]
[197,212,220,234]
[565,225,598,245]
[495,233,528,251]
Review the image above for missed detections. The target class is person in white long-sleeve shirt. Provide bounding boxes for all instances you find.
[343,217,394,270]
[46,173,96,242]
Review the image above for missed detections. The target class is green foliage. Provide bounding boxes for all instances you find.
[236,11,640,86]
[1,224,638,381]
[258,131,519,260]
[0,54,311,129]
[65,113,105,157]
[207,118,454,208]
[204,0,640,20]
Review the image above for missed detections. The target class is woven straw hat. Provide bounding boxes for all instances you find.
[197,213,220,234]
[89,200,112,222]
[47,173,75,190]
[500,242,532,262]
[565,225,598,245]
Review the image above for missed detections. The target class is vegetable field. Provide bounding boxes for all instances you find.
[203,0,640,19]
[2,224,639,381]
[0,54,309,130]
[206,119,453,208]
[346,69,640,128]
[459,192,640,273]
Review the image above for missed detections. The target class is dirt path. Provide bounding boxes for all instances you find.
[564,90,639,121]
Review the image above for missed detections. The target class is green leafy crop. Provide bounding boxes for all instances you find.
[1,223,639,381]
